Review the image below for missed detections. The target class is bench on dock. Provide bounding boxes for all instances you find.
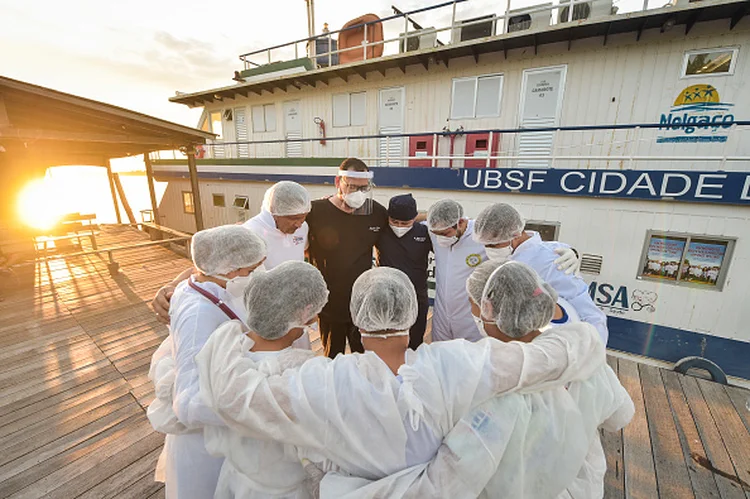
[34,213,98,254]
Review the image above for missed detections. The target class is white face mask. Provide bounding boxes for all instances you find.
[436,235,458,247]
[390,224,412,238]
[473,315,489,337]
[343,191,367,209]
[485,245,513,261]
[225,274,254,299]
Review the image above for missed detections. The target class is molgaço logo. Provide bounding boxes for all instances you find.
[658,84,734,143]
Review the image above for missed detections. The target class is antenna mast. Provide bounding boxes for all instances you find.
[305,0,316,58]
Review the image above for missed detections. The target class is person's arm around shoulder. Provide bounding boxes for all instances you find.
[195,321,332,450]
[151,267,194,324]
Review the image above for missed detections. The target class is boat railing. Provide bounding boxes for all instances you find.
[238,0,676,71]
[151,121,750,169]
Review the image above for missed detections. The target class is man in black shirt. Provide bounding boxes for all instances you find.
[306,158,388,358]
[375,194,432,349]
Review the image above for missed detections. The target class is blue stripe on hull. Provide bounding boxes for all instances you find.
[607,316,750,380]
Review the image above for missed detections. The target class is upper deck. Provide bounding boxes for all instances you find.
[171,0,749,106]
[0,225,749,496]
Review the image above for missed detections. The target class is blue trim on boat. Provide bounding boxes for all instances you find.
[607,316,750,380]
[152,167,750,206]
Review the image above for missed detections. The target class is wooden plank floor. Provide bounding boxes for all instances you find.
[0,225,748,498]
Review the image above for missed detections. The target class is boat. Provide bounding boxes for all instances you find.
[149,0,750,380]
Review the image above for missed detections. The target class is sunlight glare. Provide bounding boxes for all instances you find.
[17,178,61,231]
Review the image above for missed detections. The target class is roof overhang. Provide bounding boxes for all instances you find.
[0,75,215,167]
[171,0,749,108]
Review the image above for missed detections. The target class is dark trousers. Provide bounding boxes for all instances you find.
[319,317,364,358]
[409,296,429,350]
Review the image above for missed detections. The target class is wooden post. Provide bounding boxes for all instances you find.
[186,146,205,231]
[143,154,161,225]
[105,160,122,224]
[112,173,136,224]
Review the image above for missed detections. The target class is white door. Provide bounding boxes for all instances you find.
[284,100,303,157]
[518,66,567,168]
[378,87,405,167]
[234,107,249,158]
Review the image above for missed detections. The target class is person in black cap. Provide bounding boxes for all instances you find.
[375,194,433,349]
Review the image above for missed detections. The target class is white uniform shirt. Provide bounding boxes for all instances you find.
[429,219,486,342]
[164,277,246,499]
[204,340,316,499]
[511,232,609,344]
[243,209,308,270]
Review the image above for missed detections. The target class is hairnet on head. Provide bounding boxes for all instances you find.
[480,261,558,338]
[473,203,525,245]
[466,259,504,305]
[244,261,329,340]
[262,181,311,216]
[350,267,417,333]
[427,199,464,231]
[191,225,266,276]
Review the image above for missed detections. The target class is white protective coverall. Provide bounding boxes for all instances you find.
[148,277,245,499]
[204,325,318,498]
[195,320,606,496]
[512,232,609,344]
[429,219,487,342]
[323,344,634,498]
[243,209,308,270]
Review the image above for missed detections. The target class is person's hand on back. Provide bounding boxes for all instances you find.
[152,284,176,324]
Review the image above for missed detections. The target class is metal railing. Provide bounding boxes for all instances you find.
[150,121,750,169]
[238,0,669,70]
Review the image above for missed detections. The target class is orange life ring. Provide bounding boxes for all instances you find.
[195,146,206,159]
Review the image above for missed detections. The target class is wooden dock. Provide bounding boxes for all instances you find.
[0,225,748,498]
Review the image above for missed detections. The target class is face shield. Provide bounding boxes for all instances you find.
[337,170,374,216]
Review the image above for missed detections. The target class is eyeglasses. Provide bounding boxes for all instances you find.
[340,179,373,193]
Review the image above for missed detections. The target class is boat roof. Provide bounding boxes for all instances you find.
[170,0,748,108]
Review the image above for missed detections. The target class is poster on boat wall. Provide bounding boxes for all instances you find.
[680,240,727,285]
[641,235,685,281]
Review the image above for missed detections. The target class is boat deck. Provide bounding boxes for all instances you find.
[0,225,748,498]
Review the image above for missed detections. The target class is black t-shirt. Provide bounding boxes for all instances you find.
[307,198,388,321]
[375,222,432,301]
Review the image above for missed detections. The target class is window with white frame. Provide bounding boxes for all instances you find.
[524,221,560,242]
[251,104,277,132]
[450,74,503,119]
[332,92,367,127]
[637,231,735,290]
[182,191,195,214]
[682,47,738,77]
[233,195,250,210]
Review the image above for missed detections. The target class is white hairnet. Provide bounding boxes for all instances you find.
[480,261,558,338]
[466,259,504,305]
[427,199,464,231]
[244,261,329,340]
[473,203,525,245]
[191,225,266,276]
[262,181,311,216]
[350,267,417,333]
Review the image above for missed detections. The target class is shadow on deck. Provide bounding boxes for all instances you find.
[0,225,747,498]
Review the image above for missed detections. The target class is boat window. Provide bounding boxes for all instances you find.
[524,221,560,241]
[182,191,195,214]
[212,194,225,207]
[251,104,277,133]
[233,195,250,210]
[682,47,738,78]
[333,92,367,127]
[637,231,735,291]
[209,111,223,139]
[450,74,503,119]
